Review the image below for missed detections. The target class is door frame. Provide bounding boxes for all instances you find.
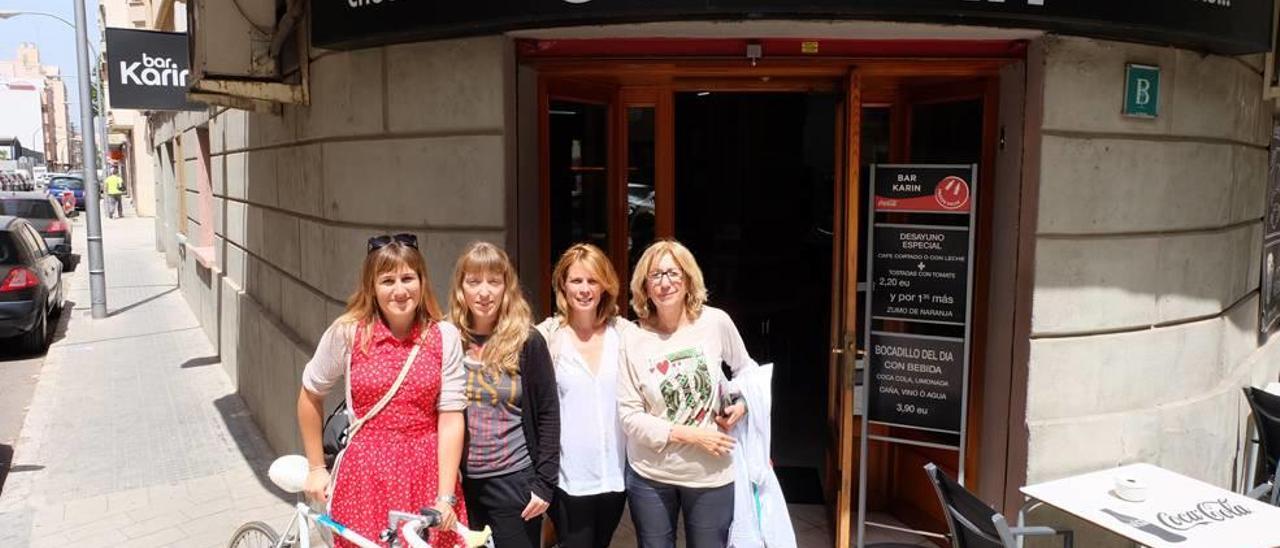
[528,51,1015,548]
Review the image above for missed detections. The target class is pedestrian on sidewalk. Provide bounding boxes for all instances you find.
[296,233,471,548]
[450,242,559,548]
[535,243,631,548]
[104,169,125,219]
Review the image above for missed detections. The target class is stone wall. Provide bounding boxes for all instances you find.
[150,37,516,454]
[1024,36,1278,490]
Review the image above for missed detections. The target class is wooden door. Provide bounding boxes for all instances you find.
[860,76,996,542]
[828,68,861,548]
[538,79,623,313]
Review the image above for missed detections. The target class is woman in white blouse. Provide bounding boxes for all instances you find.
[536,243,631,548]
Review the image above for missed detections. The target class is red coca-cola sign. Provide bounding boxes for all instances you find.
[874,167,973,214]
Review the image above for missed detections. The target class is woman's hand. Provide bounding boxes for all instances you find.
[303,468,331,504]
[433,500,458,531]
[520,493,549,521]
[672,425,736,457]
[715,402,747,432]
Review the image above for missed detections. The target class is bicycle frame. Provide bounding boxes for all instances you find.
[277,502,437,548]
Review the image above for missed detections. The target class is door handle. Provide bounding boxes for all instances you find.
[831,347,845,355]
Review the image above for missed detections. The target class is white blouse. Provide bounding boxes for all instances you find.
[543,320,628,497]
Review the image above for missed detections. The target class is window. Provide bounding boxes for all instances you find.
[19,224,45,257]
[0,232,16,265]
[49,176,83,190]
[0,198,57,219]
[187,127,216,267]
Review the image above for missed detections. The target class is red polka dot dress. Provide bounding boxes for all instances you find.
[329,321,469,548]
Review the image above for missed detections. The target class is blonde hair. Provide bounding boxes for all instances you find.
[339,241,442,354]
[448,242,532,376]
[629,240,707,322]
[551,243,620,326]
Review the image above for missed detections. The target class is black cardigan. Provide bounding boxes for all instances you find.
[462,329,561,502]
[516,329,560,502]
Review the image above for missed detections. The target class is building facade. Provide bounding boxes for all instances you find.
[0,43,73,171]
[155,4,1280,546]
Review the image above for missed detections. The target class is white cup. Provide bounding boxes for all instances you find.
[1114,475,1148,502]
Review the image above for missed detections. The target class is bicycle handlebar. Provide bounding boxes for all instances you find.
[383,508,494,548]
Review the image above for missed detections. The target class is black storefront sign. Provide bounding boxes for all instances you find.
[870,224,969,325]
[105,28,203,111]
[864,164,975,433]
[867,332,965,433]
[313,0,1274,55]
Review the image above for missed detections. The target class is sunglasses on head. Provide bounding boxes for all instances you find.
[367,233,419,253]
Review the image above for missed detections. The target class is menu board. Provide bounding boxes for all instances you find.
[1263,124,1280,334]
[865,165,976,433]
[870,225,969,324]
[867,332,966,432]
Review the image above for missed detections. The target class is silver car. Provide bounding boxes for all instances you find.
[0,191,73,268]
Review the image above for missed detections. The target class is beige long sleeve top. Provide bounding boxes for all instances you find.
[617,306,758,488]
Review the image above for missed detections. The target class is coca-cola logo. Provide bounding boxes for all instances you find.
[1156,499,1252,531]
[934,176,970,210]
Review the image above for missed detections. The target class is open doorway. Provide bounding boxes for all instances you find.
[532,57,1009,547]
[674,91,837,503]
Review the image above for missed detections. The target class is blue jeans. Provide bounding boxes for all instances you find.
[625,466,733,548]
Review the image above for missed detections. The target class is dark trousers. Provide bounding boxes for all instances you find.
[625,466,733,548]
[550,488,626,548]
[463,467,542,548]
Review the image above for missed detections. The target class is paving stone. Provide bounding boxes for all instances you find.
[121,510,186,539]
[119,525,186,548]
[0,217,287,547]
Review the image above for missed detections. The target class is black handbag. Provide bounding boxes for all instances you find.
[321,400,350,469]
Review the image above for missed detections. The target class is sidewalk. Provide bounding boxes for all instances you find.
[0,210,295,547]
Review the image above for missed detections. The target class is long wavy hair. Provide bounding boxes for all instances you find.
[551,243,620,327]
[339,241,443,354]
[448,242,531,376]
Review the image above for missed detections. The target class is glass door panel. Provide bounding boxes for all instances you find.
[626,106,657,272]
[548,99,611,266]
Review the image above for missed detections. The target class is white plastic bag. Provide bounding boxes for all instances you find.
[728,363,798,548]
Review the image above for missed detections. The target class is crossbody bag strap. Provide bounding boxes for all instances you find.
[346,342,420,443]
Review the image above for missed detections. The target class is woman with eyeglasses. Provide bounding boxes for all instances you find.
[296,233,470,548]
[535,243,632,548]
[618,240,758,548]
[449,242,559,548]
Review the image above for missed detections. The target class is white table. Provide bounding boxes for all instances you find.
[1020,463,1280,548]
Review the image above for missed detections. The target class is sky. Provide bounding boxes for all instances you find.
[0,0,104,132]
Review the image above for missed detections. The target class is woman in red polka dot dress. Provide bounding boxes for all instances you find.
[297,234,470,548]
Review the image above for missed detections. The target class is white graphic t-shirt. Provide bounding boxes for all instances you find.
[618,306,758,488]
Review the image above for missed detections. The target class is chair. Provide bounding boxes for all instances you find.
[1242,386,1280,505]
[924,463,1073,548]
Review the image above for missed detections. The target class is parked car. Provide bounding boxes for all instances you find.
[46,174,85,211]
[0,216,65,353]
[0,172,34,191]
[0,191,73,268]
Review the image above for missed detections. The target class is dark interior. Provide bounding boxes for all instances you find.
[674,91,837,500]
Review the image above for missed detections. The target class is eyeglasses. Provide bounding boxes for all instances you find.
[646,269,684,284]
[367,233,418,253]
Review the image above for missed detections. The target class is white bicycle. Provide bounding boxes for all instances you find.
[228,455,493,548]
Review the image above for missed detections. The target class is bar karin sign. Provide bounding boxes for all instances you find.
[105,28,203,111]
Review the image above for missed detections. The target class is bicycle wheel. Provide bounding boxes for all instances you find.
[228,521,280,548]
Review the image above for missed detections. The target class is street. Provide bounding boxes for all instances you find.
[0,210,295,548]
